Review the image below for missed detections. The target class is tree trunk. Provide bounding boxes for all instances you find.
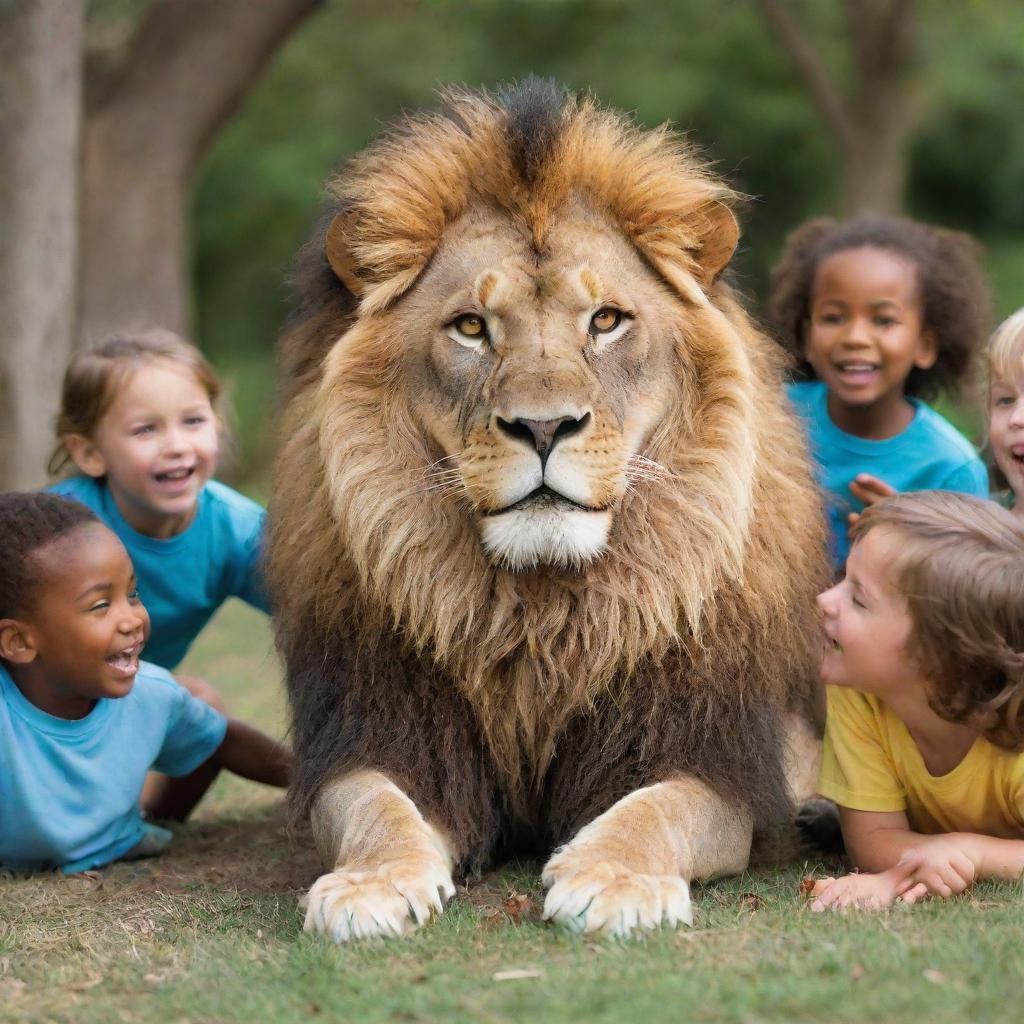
[0,0,84,490]
[755,0,919,216]
[79,0,321,341]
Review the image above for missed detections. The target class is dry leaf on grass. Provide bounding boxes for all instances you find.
[502,891,539,923]
[738,892,767,912]
[799,877,834,898]
[850,964,865,982]
[63,871,103,894]
[493,968,544,981]
[923,968,946,985]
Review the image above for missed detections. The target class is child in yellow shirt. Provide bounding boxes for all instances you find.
[811,489,1024,910]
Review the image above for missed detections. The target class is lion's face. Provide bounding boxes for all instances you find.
[389,202,681,570]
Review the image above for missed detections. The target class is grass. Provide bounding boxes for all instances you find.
[3,603,1024,1024]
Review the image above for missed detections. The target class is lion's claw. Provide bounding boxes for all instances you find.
[302,854,455,942]
[542,856,692,936]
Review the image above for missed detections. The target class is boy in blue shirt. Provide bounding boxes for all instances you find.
[0,492,291,874]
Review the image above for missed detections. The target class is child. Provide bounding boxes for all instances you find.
[986,308,1024,519]
[48,328,269,672]
[809,490,1024,911]
[0,492,291,874]
[768,217,990,570]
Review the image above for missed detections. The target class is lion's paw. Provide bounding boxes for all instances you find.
[542,855,692,937]
[301,854,455,943]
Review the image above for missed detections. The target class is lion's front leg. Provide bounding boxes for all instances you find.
[302,769,456,942]
[542,776,752,937]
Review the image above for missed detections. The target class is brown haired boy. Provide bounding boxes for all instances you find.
[811,490,1024,910]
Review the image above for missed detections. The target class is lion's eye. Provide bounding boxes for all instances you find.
[451,314,488,341]
[589,308,622,335]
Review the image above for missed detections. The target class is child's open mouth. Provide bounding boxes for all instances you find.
[835,362,878,383]
[154,466,194,483]
[153,466,196,493]
[105,643,141,680]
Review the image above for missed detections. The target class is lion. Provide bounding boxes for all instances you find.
[269,79,827,942]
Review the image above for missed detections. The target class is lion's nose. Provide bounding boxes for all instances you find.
[496,413,591,468]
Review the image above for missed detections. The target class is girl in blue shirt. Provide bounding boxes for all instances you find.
[0,492,291,873]
[49,328,270,671]
[767,217,991,571]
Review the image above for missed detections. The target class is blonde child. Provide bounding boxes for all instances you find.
[986,309,1024,518]
[48,329,269,672]
[810,490,1024,911]
[0,493,290,873]
[768,217,990,571]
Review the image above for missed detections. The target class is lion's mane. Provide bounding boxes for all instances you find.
[270,81,827,872]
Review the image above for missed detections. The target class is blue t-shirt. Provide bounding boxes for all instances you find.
[0,661,227,874]
[49,477,270,669]
[788,381,989,569]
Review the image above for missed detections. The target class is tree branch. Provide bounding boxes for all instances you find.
[87,0,323,176]
[753,0,857,151]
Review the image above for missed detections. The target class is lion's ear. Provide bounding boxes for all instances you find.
[325,212,365,297]
[690,202,739,287]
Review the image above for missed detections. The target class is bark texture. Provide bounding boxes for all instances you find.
[79,0,321,340]
[0,0,85,490]
[755,0,920,215]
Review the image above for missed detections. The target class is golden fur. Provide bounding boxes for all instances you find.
[270,82,827,937]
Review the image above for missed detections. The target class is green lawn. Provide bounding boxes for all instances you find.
[2,601,1022,1024]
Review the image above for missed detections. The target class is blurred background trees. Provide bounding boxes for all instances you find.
[4,0,1024,489]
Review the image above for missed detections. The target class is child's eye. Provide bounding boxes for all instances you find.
[819,313,843,325]
[132,424,155,436]
[88,600,110,612]
[851,596,866,609]
[874,316,897,328]
[128,588,140,602]
[185,415,208,427]
[993,395,1016,407]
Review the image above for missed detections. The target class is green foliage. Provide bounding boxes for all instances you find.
[87,0,1021,479]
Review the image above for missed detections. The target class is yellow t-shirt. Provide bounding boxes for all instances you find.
[819,686,1024,838]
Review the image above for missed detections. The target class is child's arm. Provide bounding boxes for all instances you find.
[811,807,925,911]
[813,806,1024,910]
[213,718,293,788]
[844,805,1024,883]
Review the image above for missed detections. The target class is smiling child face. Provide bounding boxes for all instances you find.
[804,246,936,434]
[989,366,1024,511]
[71,359,220,538]
[8,524,150,716]
[815,527,920,699]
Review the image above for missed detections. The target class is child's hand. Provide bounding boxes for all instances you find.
[809,867,910,912]
[847,474,897,532]
[892,838,977,902]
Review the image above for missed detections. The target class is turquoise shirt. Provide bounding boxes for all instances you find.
[787,381,989,569]
[49,477,270,669]
[0,662,227,874]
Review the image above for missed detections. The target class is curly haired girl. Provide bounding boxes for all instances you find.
[768,217,991,570]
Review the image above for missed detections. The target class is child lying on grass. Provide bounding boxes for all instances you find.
[0,492,291,874]
[811,490,1024,910]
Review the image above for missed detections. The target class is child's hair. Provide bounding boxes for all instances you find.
[768,216,991,402]
[986,308,1024,388]
[0,492,99,619]
[852,490,1024,750]
[984,308,1024,494]
[49,328,223,476]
